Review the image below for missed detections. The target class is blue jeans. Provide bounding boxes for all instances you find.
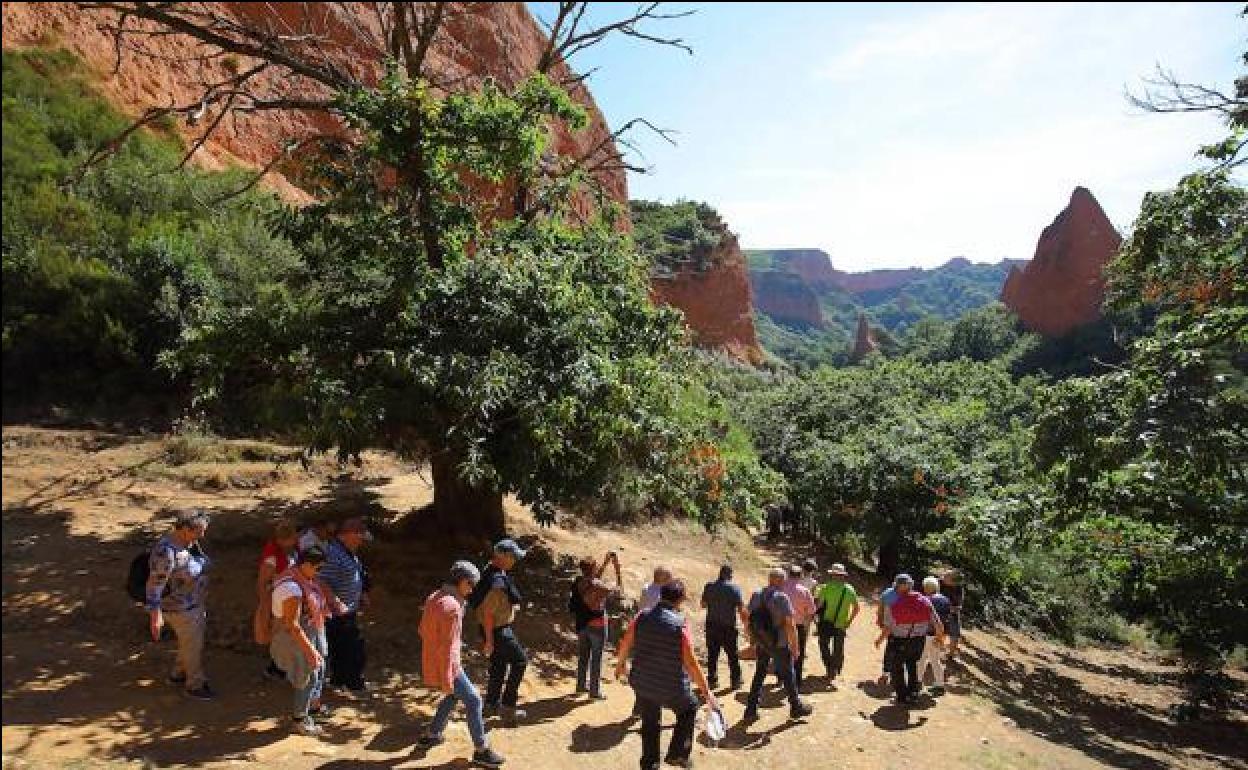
[576,626,606,696]
[291,627,327,719]
[428,670,487,749]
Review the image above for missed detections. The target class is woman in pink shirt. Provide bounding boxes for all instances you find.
[417,561,505,768]
[781,564,817,689]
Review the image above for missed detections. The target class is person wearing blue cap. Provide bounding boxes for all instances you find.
[467,538,529,726]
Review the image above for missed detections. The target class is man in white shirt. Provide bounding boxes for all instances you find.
[638,565,672,614]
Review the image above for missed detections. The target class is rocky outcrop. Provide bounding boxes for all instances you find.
[748,270,824,329]
[652,234,763,365]
[0,2,626,204]
[850,312,878,361]
[4,2,764,363]
[1001,187,1122,337]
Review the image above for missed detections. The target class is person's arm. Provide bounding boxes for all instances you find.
[931,605,946,642]
[481,587,505,655]
[847,598,861,626]
[146,545,173,641]
[874,627,888,647]
[681,629,719,711]
[614,619,637,680]
[280,594,322,668]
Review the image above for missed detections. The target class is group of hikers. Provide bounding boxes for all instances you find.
[140,509,965,769]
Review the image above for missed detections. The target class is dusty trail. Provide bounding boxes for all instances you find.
[2,426,1244,770]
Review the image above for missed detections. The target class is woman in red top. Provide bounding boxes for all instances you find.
[256,519,299,680]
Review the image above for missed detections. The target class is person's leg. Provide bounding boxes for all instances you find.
[774,648,801,711]
[887,638,907,700]
[638,696,662,770]
[928,637,944,689]
[744,649,772,716]
[666,696,698,763]
[345,613,367,689]
[485,631,506,708]
[500,628,528,709]
[588,627,605,697]
[705,624,722,687]
[795,624,809,687]
[947,613,962,657]
[454,670,489,749]
[309,627,328,710]
[325,615,349,688]
[817,620,834,676]
[168,607,208,690]
[904,638,922,696]
[427,689,462,739]
[831,629,846,679]
[576,628,591,692]
[726,627,742,688]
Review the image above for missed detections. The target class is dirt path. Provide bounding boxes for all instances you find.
[3,426,1245,770]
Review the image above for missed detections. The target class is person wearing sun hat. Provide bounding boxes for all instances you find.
[467,538,529,727]
[813,562,860,682]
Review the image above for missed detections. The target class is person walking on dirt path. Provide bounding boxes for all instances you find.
[918,576,951,696]
[882,574,945,705]
[270,544,333,736]
[800,558,819,592]
[875,580,902,687]
[570,550,622,699]
[743,568,813,723]
[813,563,859,683]
[700,564,749,691]
[639,565,673,614]
[469,539,529,727]
[257,519,299,681]
[146,509,214,700]
[320,517,372,695]
[781,564,816,690]
[418,561,506,768]
[940,569,965,660]
[616,579,719,770]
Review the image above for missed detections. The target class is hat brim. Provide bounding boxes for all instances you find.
[828,569,849,578]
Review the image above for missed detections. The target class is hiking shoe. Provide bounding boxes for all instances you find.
[789,701,814,719]
[185,684,215,700]
[473,746,506,767]
[664,756,694,768]
[500,706,527,727]
[293,716,323,737]
[168,673,187,686]
[740,709,759,724]
[417,732,445,749]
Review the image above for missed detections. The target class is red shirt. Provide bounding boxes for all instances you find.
[259,540,293,573]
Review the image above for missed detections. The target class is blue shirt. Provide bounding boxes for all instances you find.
[146,535,209,612]
[319,538,364,612]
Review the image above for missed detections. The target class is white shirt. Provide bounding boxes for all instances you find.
[271,579,303,617]
[800,576,817,592]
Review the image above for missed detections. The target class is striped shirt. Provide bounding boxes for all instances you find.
[319,538,364,612]
[146,535,209,612]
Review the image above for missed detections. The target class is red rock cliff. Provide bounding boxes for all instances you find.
[747,269,824,329]
[3,2,761,363]
[1001,187,1122,337]
[652,234,764,365]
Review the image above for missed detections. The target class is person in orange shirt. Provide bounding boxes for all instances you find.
[417,561,505,767]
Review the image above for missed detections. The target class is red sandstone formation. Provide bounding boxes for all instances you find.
[1001,187,1122,337]
[850,312,878,361]
[2,1,762,363]
[748,269,824,329]
[652,233,763,365]
[764,249,928,295]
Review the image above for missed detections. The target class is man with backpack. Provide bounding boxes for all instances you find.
[468,539,529,727]
[141,509,213,700]
[813,563,860,683]
[742,568,813,723]
[883,573,945,704]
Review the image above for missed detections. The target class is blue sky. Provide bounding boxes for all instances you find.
[529,2,1244,271]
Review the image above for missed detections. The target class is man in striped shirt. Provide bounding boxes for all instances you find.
[319,517,372,694]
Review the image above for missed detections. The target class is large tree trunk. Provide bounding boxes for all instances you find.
[430,452,505,538]
[877,536,900,579]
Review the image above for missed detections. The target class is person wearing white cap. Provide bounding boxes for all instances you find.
[813,563,860,682]
[882,573,944,704]
[918,576,952,696]
[418,561,505,767]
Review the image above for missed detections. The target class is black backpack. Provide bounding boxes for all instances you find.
[748,591,780,654]
[125,542,201,605]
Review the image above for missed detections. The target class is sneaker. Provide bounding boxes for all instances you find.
[168,673,187,686]
[664,756,693,768]
[789,701,814,720]
[930,685,946,697]
[293,716,323,737]
[185,684,215,700]
[740,710,759,724]
[416,732,445,749]
[472,747,506,767]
